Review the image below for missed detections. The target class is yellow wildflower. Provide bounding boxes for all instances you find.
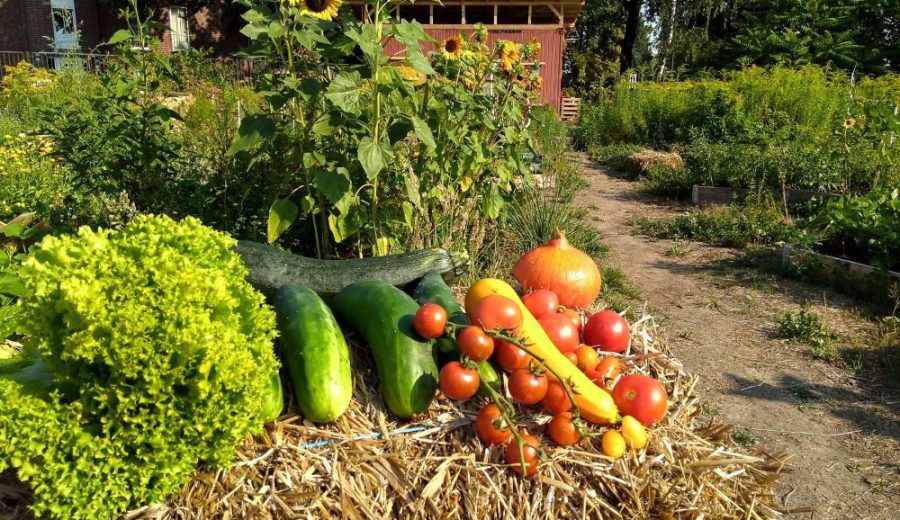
[843,117,856,129]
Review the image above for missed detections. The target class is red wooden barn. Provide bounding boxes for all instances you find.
[349,0,584,111]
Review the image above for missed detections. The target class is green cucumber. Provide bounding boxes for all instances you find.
[412,272,501,397]
[261,370,284,423]
[331,281,438,419]
[235,241,468,296]
[274,284,352,423]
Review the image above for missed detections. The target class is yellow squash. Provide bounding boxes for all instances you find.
[466,278,620,424]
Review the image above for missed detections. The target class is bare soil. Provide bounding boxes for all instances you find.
[574,154,900,519]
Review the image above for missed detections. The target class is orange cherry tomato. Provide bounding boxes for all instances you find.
[574,345,600,372]
[505,432,540,476]
[475,404,513,446]
[542,381,572,414]
[469,294,523,331]
[546,412,581,446]
[457,326,494,362]
[494,340,532,372]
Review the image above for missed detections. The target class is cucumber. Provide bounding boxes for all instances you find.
[331,281,438,419]
[235,241,468,297]
[412,272,501,397]
[274,284,352,423]
[260,370,284,423]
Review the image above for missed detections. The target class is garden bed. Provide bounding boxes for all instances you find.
[782,244,900,309]
[113,317,787,519]
[691,186,841,206]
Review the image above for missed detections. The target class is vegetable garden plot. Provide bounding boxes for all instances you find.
[118,317,787,520]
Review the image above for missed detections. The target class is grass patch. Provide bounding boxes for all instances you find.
[776,308,837,360]
[730,428,757,448]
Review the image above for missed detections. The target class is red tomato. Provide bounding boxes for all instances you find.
[538,313,580,353]
[564,351,578,365]
[508,368,549,404]
[612,374,668,426]
[475,404,513,446]
[521,290,559,320]
[457,326,494,361]
[413,303,448,339]
[439,361,480,400]
[574,345,600,372]
[546,412,581,446]
[560,307,583,335]
[505,433,540,476]
[494,340,532,372]
[583,310,630,353]
[542,381,572,414]
[469,294,523,331]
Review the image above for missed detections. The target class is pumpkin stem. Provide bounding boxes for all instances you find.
[551,228,569,247]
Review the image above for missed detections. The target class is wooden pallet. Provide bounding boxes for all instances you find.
[560,97,581,122]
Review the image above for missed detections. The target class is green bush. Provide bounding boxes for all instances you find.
[642,163,698,198]
[587,144,644,173]
[0,215,278,520]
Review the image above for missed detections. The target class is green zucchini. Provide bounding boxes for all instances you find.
[274,284,352,423]
[412,272,501,397]
[331,281,438,419]
[260,370,284,423]
[235,241,468,297]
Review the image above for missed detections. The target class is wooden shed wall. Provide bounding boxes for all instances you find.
[384,27,565,110]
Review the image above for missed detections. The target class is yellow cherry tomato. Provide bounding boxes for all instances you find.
[620,415,648,450]
[601,429,626,459]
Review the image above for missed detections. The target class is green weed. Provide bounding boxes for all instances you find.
[730,428,757,448]
[776,308,837,360]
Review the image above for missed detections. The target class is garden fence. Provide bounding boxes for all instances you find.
[0,50,265,84]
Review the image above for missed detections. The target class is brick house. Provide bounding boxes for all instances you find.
[0,0,244,55]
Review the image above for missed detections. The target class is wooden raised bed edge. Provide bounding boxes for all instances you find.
[782,244,900,308]
[692,186,842,206]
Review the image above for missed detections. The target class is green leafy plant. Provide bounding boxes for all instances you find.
[0,215,278,520]
[815,188,900,270]
[776,307,836,359]
[232,0,537,257]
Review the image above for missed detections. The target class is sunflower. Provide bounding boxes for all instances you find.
[524,37,541,59]
[473,23,488,44]
[499,41,521,72]
[396,64,426,85]
[441,36,464,60]
[289,0,342,21]
[843,117,856,129]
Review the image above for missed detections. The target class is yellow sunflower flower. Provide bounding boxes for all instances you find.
[441,36,464,60]
[289,0,342,21]
[499,41,521,72]
[843,117,856,129]
[524,37,541,59]
[473,23,488,44]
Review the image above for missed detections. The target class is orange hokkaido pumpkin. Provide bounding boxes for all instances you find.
[512,230,601,309]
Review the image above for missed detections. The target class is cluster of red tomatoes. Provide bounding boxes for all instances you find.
[413,289,668,476]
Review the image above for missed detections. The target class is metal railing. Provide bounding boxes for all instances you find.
[0,50,268,83]
[0,51,110,80]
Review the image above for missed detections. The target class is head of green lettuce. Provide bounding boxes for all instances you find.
[0,214,279,519]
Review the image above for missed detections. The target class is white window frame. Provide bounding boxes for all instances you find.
[169,6,190,52]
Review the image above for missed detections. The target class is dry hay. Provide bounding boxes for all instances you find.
[120,313,789,520]
[626,151,684,177]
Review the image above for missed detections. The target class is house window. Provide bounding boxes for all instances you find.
[169,6,190,51]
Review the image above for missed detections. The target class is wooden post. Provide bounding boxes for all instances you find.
[494,4,498,24]
[429,3,433,24]
[528,5,532,24]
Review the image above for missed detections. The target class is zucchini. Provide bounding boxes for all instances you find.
[331,281,438,418]
[260,370,284,423]
[274,284,352,423]
[235,241,468,296]
[412,272,501,397]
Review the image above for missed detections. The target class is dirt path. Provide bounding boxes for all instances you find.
[573,154,899,519]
